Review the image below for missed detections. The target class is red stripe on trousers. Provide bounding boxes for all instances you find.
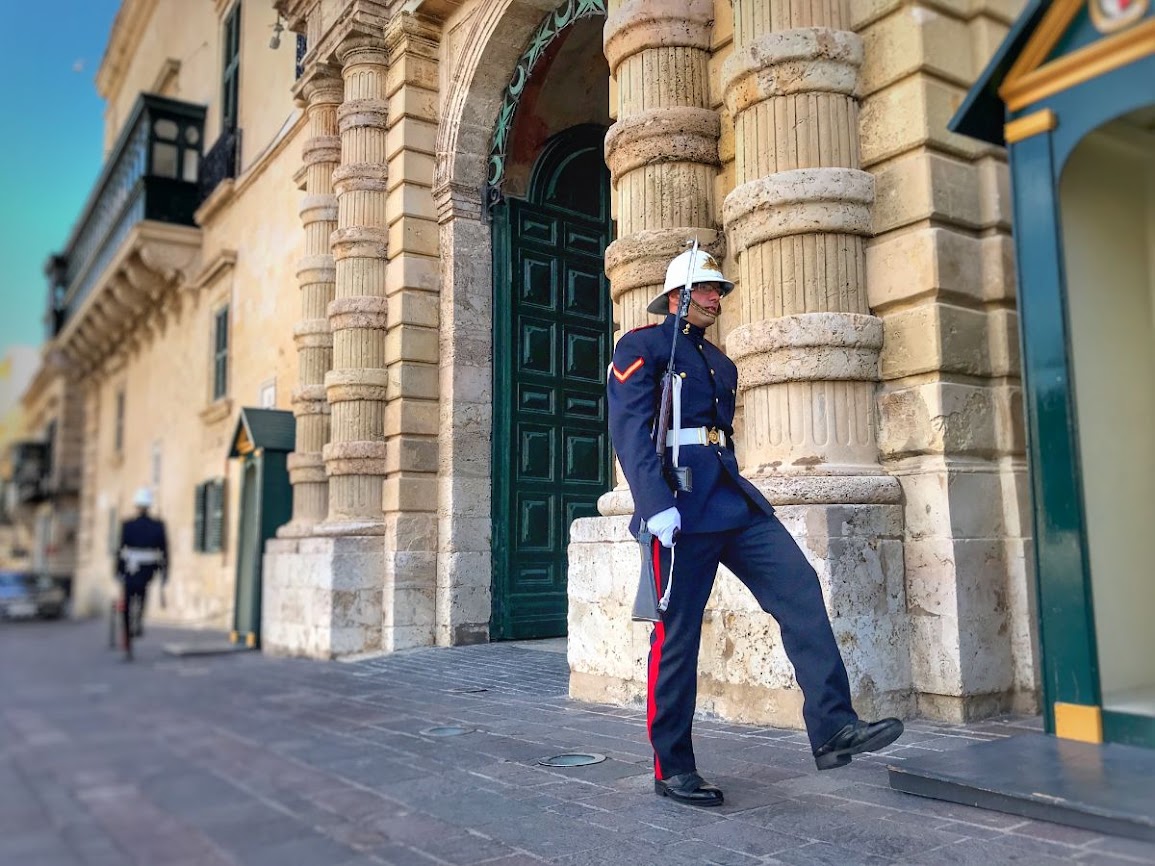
[646,536,666,779]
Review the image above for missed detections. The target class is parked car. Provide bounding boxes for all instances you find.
[0,571,67,620]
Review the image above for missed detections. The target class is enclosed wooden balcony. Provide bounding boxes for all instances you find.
[7,441,50,507]
[48,95,208,372]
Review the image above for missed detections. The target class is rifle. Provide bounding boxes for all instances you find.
[632,240,698,622]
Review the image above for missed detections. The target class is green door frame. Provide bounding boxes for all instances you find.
[1008,54,1155,747]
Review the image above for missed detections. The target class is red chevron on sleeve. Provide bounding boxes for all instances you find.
[611,357,644,383]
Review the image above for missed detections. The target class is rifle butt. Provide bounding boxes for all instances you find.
[632,531,663,623]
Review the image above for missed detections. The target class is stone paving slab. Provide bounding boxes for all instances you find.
[2,619,1154,866]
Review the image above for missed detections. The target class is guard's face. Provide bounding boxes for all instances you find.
[669,282,724,327]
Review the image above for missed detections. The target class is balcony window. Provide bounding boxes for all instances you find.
[10,442,49,505]
[48,95,207,330]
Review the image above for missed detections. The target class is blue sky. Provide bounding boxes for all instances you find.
[0,2,121,359]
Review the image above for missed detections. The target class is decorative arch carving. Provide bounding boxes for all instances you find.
[483,0,606,210]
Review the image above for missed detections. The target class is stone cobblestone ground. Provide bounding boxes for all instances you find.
[3,618,1154,866]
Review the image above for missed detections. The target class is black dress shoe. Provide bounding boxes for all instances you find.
[654,771,724,807]
[814,718,904,770]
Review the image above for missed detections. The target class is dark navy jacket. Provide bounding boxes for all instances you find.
[117,515,169,585]
[607,314,774,536]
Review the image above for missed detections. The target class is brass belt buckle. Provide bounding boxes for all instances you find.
[707,428,719,445]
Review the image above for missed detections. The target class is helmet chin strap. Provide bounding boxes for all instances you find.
[690,298,719,320]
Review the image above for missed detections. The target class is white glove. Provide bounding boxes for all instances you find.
[647,507,681,548]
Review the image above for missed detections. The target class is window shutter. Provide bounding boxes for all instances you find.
[193,482,207,552]
[206,478,226,553]
[221,3,242,133]
[212,307,229,400]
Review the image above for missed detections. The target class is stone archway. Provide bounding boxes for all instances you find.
[432,0,608,646]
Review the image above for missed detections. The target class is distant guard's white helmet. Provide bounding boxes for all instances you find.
[647,248,735,314]
[133,487,154,509]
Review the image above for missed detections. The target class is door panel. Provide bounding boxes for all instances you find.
[492,129,612,639]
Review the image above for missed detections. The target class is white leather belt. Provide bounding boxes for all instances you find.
[666,427,727,448]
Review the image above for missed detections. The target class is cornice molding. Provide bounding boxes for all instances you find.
[96,0,160,100]
[188,249,238,292]
[401,0,464,24]
[304,0,392,69]
[275,0,318,32]
[150,58,181,94]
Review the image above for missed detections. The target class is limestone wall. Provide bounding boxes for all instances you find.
[70,0,306,627]
[854,0,1036,719]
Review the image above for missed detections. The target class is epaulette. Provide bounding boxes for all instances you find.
[626,323,660,334]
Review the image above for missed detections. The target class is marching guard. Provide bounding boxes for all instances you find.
[607,246,904,806]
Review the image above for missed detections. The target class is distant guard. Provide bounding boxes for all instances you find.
[116,487,168,660]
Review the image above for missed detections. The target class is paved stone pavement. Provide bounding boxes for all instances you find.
[3,619,1154,866]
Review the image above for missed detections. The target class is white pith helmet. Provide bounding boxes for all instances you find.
[133,487,154,509]
[647,248,735,314]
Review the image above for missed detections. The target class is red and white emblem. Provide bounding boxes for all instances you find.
[1089,0,1148,32]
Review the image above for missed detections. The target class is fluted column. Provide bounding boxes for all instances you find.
[320,39,390,534]
[602,0,722,339]
[723,1,888,488]
[283,71,342,537]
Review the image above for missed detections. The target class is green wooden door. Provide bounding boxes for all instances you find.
[492,125,613,640]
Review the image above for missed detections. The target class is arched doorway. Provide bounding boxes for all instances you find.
[433,0,610,644]
[491,124,612,640]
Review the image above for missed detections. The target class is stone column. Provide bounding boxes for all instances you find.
[379,13,440,651]
[73,383,102,617]
[264,33,392,659]
[601,0,722,337]
[320,38,391,534]
[283,71,342,538]
[713,0,909,719]
[723,2,883,487]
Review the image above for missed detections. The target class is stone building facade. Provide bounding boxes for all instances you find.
[31,0,1038,730]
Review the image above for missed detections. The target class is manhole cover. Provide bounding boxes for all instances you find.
[537,753,606,768]
[420,725,473,737]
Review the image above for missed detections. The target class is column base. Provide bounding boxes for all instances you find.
[262,535,385,659]
[276,519,321,539]
[568,497,915,729]
[313,517,387,536]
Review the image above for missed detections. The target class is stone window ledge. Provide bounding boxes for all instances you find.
[199,397,233,426]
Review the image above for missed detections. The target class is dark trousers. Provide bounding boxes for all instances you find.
[647,516,857,779]
[123,578,149,651]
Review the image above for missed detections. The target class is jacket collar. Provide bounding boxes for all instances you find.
[664,314,706,341]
